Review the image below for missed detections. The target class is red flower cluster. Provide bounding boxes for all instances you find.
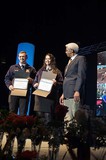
[0,120,4,125]
[55,104,68,121]
[5,113,36,129]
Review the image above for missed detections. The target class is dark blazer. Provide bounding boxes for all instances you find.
[63,55,86,101]
[4,63,36,89]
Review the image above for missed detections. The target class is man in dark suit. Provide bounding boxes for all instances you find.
[4,51,36,115]
[59,42,86,121]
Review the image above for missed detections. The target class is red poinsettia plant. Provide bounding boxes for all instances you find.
[0,111,46,157]
[55,104,69,121]
[0,105,69,159]
[16,150,38,160]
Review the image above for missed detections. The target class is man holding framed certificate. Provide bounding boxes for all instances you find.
[4,51,36,115]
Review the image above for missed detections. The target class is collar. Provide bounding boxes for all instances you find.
[19,63,26,67]
[46,66,52,71]
[70,54,77,60]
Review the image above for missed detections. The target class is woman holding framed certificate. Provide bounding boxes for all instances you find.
[33,53,63,123]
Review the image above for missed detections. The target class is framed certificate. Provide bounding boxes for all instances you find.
[13,78,28,89]
[33,71,57,97]
[38,78,54,92]
[11,78,28,96]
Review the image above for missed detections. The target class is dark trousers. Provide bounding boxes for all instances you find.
[9,95,29,115]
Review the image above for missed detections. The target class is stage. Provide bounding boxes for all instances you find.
[1,133,106,160]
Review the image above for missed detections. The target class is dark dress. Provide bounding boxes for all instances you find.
[33,67,63,113]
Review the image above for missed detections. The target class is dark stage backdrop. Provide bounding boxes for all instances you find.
[0,47,97,114]
[0,1,106,116]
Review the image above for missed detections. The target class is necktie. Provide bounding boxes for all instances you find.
[65,59,72,73]
[21,65,25,70]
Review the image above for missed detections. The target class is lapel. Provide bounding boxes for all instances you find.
[64,59,73,75]
[64,56,78,76]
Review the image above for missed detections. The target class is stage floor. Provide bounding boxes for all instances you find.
[1,133,106,160]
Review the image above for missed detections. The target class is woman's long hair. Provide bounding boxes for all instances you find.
[42,53,60,74]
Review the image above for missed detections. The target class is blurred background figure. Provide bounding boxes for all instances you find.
[102,90,106,116]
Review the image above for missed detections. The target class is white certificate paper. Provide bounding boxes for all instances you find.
[13,78,28,89]
[38,78,53,92]
[33,71,57,97]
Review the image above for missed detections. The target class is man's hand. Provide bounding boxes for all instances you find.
[9,85,14,91]
[27,77,33,84]
[74,91,80,103]
[59,94,64,105]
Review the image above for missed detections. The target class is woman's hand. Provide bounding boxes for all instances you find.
[33,83,39,88]
[52,79,56,85]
